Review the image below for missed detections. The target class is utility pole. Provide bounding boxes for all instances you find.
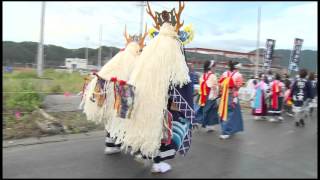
[254,7,261,77]
[37,1,46,77]
[85,37,89,61]
[98,25,102,69]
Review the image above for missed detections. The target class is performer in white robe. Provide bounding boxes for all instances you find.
[107,1,195,173]
[79,25,148,154]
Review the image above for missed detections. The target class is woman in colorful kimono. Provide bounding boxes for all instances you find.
[79,26,148,155]
[218,61,244,140]
[195,60,219,132]
[251,73,268,120]
[268,73,285,122]
[106,1,194,174]
[291,69,312,127]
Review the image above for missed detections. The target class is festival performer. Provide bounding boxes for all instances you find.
[266,70,274,84]
[249,78,258,109]
[218,61,244,139]
[195,60,219,132]
[283,79,294,117]
[187,63,199,86]
[268,73,285,122]
[107,1,195,173]
[308,72,317,116]
[291,69,312,127]
[251,73,268,120]
[79,25,148,154]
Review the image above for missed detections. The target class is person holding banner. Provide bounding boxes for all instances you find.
[218,61,244,139]
[268,73,285,122]
[308,72,317,116]
[291,69,312,127]
[266,70,274,85]
[195,60,220,132]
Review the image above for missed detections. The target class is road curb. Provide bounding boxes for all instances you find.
[3,139,69,148]
[3,130,105,148]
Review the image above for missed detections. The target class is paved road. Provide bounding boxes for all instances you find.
[43,94,82,112]
[3,111,317,178]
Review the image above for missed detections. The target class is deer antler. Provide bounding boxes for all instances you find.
[174,1,185,32]
[139,23,148,48]
[123,25,131,44]
[146,1,160,30]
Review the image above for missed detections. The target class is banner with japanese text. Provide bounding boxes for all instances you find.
[262,39,276,71]
[288,38,304,72]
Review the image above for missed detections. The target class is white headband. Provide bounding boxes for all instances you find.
[235,63,242,68]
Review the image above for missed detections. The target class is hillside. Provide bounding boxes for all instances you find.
[2,41,317,72]
[249,49,317,72]
[2,41,120,67]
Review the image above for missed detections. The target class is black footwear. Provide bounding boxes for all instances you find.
[295,122,300,127]
[300,119,305,126]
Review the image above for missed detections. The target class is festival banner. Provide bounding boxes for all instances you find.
[288,38,304,72]
[262,39,276,71]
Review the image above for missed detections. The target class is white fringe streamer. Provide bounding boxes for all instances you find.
[80,42,141,127]
[108,23,191,157]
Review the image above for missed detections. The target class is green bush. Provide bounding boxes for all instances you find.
[5,81,43,111]
[12,71,38,79]
[50,84,63,93]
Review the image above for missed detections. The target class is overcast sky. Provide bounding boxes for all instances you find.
[3,1,317,52]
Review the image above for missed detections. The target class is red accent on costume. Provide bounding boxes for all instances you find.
[110,77,117,82]
[161,111,172,145]
[271,80,280,109]
[119,80,127,86]
[219,71,236,88]
[199,72,212,106]
[110,77,117,108]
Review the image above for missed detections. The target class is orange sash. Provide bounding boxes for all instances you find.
[218,71,236,121]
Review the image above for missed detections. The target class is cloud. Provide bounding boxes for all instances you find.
[188,2,317,52]
[259,2,317,50]
[3,1,317,51]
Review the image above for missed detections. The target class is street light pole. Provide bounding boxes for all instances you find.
[85,37,89,61]
[254,7,261,77]
[37,1,46,77]
[98,25,102,69]
[136,1,146,36]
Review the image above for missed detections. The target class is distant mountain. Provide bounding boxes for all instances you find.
[249,49,317,72]
[2,41,120,67]
[2,41,317,72]
[185,51,252,65]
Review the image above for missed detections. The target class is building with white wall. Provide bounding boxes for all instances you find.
[65,58,88,70]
